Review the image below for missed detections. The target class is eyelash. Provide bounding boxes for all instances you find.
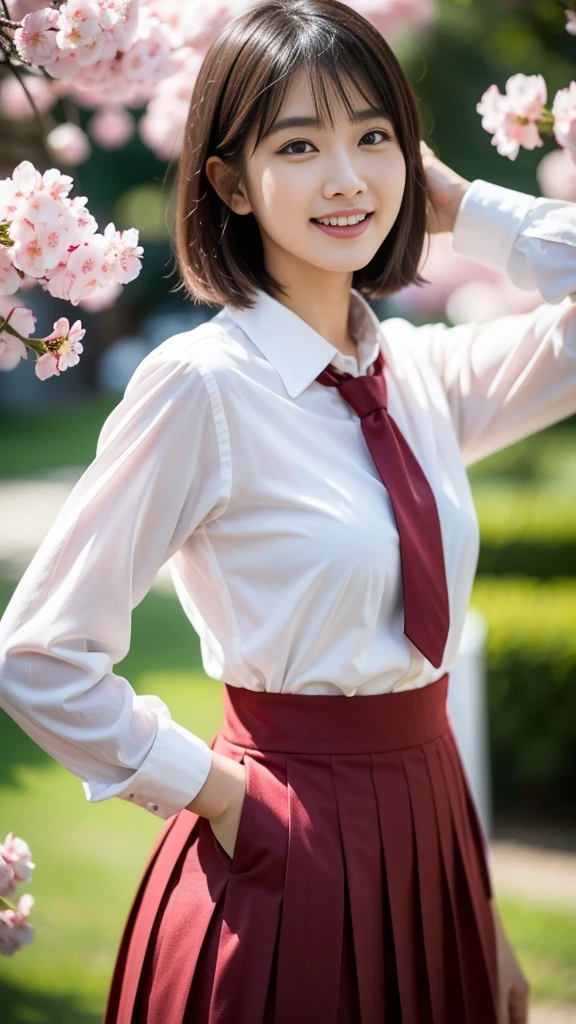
[278,129,392,155]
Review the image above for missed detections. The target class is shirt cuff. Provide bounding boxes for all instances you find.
[82,700,214,819]
[451,178,536,275]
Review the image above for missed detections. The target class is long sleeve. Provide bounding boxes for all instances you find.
[408,179,576,467]
[0,338,231,819]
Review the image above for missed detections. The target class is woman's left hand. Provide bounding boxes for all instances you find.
[419,140,472,234]
[491,899,531,1023]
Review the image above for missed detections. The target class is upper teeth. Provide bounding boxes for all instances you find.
[316,213,369,226]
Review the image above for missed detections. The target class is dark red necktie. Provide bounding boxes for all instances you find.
[316,348,450,669]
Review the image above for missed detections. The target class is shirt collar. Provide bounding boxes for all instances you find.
[222,286,383,398]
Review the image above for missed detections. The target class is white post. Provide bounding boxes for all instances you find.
[446,606,492,841]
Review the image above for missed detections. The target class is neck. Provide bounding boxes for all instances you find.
[268,270,356,357]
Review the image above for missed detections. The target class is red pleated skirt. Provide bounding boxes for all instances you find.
[103,672,499,1024]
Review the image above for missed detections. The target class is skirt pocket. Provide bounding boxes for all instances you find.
[209,751,253,871]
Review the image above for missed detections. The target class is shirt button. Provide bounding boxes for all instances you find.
[147,802,159,812]
[128,793,135,799]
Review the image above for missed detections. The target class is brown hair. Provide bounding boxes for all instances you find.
[175,0,431,310]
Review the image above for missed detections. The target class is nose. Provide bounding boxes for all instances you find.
[322,143,368,199]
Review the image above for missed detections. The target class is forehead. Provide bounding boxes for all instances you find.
[277,65,379,119]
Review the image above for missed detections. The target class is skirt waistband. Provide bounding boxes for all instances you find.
[221,672,450,755]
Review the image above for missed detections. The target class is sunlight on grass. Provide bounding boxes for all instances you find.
[497,897,576,1004]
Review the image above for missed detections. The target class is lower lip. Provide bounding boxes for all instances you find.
[310,212,374,237]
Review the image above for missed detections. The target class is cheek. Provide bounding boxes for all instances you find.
[379,150,406,192]
[259,164,308,215]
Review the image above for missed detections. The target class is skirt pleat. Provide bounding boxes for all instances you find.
[436,733,499,1016]
[421,740,469,1020]
[274,753,346,1022]
[372,751,432,1023]
[331,755,387,1021]
[401,745,449,1022]
[102,673,500,1024]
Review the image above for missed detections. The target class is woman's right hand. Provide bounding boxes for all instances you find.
[208,761,247,859]
[185,750,248,860]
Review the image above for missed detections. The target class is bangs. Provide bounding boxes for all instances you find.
[249,53,397,156]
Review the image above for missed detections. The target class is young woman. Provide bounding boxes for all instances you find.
[1,0,574,1020]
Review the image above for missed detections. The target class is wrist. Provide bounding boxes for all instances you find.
[184,750,244,820]
[450,180,471,231]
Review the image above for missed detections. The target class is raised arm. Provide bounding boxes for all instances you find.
[397,175,576,467]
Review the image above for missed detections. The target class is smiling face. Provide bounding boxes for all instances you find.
[205,66,407,297]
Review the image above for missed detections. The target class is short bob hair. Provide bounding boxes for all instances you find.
[176,0,431,311]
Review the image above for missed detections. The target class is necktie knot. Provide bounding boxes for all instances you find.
[316,349,388,418]
[338,373,387,419]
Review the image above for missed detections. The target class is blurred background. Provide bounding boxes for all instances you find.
[1,0,576,1020]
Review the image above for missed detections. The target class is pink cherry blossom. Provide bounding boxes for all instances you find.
[537,147,576,201]
[34,352,60,379]
[15,8,60,68]
[0,161,43,224]
[9,192,90,277]
[566,10,576,35]
[0,834,35,888]
[341,0,433,38]
[0,308,34,371]
[138,49,202,159]
[7,0,47,17]
[0,248,21,297]
[0,893,35,956]
[0,857,14,898]
[78,277,122,310]
[47,123,92,166]
[477,74,547,160]
[104,223,143,283]
[45,233,111,302]
[552,82,576,163]
[445,276,541,325]
[88,104,135,149]
[2,306,36,339]
[0,335,28,372]
[42,167,75,202]
[390,231,501,318]
[35,316,85,378]
[56,0,101,51]
[119,18,175,86]
[0,75,57,122]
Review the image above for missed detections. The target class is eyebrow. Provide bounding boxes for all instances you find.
[267,107,393,137]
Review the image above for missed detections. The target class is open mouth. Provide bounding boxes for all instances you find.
[310,212,374,237]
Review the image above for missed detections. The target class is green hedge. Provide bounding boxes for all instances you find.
[470,577,576,815]
[474,487,576,577]
[467,423,576,486]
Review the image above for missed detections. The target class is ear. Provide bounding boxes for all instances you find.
[205,156,252,216]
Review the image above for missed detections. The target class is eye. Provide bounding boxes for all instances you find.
[362,129,392,145]
[278,128,392,155]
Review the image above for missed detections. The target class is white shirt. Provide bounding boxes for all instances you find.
[0,179,575,821]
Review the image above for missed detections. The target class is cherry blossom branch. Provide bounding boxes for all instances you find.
[477,74,576,163]
[4,59,58,143]
[0,317,46,357]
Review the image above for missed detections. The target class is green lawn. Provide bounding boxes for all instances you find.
[0,396,118,481]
